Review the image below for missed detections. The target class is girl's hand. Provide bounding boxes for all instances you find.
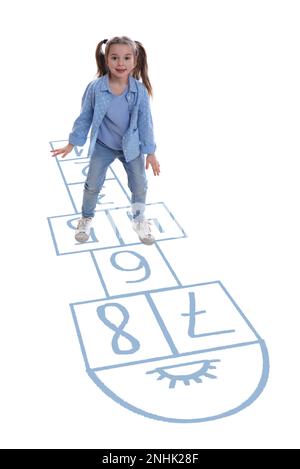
[146,154,160,176]
[51,143,74,158]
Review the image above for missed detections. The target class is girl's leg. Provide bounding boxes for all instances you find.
[120,154,148,221]
[82,141,116,218]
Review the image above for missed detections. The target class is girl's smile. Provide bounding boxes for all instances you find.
[107,44,136,82]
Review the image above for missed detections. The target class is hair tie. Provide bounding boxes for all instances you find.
[103,39,108,44]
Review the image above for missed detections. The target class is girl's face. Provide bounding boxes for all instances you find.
[106,44,136,80]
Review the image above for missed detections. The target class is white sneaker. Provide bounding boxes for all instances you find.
[75,217,93,242]
[132,219,155,245]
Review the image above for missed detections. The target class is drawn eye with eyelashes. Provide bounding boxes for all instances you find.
[146,359,220,389]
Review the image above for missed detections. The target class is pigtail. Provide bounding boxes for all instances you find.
[95,39,109,77]
[133,41,153,98]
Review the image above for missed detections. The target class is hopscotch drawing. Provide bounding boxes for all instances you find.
[48,140,269,423]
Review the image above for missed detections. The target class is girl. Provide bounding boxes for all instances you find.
[51,36,160,245]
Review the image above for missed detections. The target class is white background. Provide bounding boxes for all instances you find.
[0,0,299,449]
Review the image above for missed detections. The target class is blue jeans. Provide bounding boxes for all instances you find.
[82,140,147,220]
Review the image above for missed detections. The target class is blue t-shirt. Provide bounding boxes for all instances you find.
[97,85,130,150]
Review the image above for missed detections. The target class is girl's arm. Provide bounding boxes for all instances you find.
[138,85,156,156]
[138,85,160,175]
[51,81,95,159]
[68,81,95,147]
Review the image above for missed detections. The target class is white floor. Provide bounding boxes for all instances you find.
[0,0,299,449]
